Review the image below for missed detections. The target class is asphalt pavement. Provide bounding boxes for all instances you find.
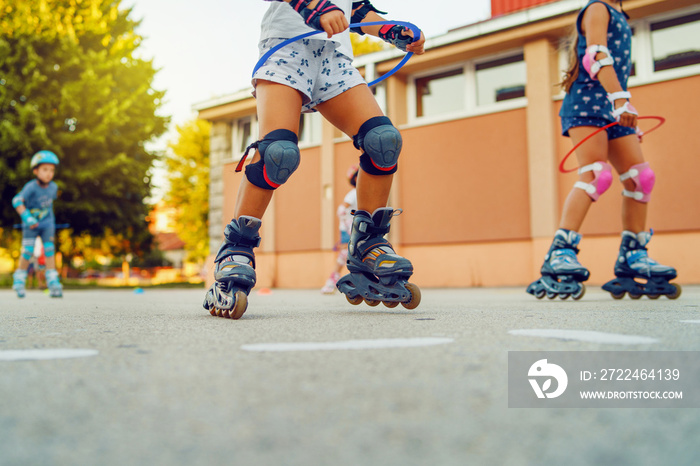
[1,285,699,466]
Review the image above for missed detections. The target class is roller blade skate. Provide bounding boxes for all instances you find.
[321,272,340,294]
[336,208,421,309]
[12,269,27,299]
[203,216,261,319]
[46,269,63,298]
[527,229,589,300]
[602,230,681,300]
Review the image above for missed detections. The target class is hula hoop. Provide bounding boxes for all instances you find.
[252,21,421,88]
[559,116,666,174]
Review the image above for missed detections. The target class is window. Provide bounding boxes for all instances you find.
[233,116,256,160]
[298,112,322,147]
[415,68,465,118]
[650,12,700,72]
[475,53,526,106]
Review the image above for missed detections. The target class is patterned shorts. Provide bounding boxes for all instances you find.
[252,38,367,113]
[561,116,637,140]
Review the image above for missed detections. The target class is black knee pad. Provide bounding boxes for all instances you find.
[353,116,402,176]
[245,129,301,190]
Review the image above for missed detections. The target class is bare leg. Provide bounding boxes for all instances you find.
[234,81,304,219]
[608,134,646,232]
[315,85,391,213]
[559,127,610,231]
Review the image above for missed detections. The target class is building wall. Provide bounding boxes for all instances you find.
[200,0,700,289]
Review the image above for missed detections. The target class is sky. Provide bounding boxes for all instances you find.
[126,0,492,130]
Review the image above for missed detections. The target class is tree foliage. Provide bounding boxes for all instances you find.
[164,119,210,263]
[351,34,386,56]
[0,0,168,256]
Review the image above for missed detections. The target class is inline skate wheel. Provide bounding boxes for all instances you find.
[534,289,545,299]
[629,292,642,300]
[667,283,682,300]
[364,298,380,307]
[546,291,557,300]
[229,290,248,319]
[346,295,364,305]
[559,293,570,300]
[572,284,586,300]
[401,283,421,310]
[648,294,660,300]
[383,301,400,308]
[611,291,625,300]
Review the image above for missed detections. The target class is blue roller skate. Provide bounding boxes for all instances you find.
[45,269,63,298]
[527,229,589,300]
[12,269,28,298]
[203,216,261,319]
[602,230,681,300]
[336,208,421,309]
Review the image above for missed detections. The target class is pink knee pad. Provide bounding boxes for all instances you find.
[574,161,613,201]
[620,162,655,203]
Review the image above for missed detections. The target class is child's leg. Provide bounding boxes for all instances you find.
[234,80,303,219]
[559,126,611,232]
[607,134,647,233]
[315,85,391,212]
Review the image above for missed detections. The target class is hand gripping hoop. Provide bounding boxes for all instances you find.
[252,21,421,87]
[559,116,666,174]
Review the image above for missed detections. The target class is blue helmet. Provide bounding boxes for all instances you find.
[30,150,59,169]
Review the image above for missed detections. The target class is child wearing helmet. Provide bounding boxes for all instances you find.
[11,150,63,298]
[321,165,358,294]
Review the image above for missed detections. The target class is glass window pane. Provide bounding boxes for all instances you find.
[475,53,526,106]
[415,69,465,118]
[651,13,700,72]
[237,119,254,155]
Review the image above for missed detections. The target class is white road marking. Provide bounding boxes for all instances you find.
[0,349,99,361]
[680,320,700,324]
[508,329,658,345]
[241,337,454,352]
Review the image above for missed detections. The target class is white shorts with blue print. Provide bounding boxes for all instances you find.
[252,38,367,113]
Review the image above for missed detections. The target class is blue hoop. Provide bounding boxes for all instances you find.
[252,21,421,88]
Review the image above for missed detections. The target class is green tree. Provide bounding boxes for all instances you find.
[0,0,168,257]
[163,119,210,264]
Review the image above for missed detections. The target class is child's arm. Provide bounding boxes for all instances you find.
[350,1,425,55]
[12,193,38,229]
[581,3,637,128]
[274,0,349,38]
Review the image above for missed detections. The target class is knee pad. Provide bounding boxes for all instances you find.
[245,129,300,190]
[44,241,55,258]
[574,161,613,201]
[353,116,402,176]
[620,162,655,203]
[21,242,35,261]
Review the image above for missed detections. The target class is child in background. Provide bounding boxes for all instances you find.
[527,0,680,300]
[12,150,63,298]
[321,165,358,294]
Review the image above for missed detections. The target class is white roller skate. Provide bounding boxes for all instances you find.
[321,272,340,294]
[12,269,28,298]
[45,269,63,298]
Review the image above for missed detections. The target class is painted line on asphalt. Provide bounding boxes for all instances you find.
[0,349,99,361]
[508,329,658,345]
[680,320,700,324]
[241,337,454,352]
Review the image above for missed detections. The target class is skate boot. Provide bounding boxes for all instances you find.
[336,208,421,309]
[45,269,63,298]
[321,272,340,294]
[602,230,681,299]
[203,216,262,319]
[527,229,589,300]
[12,269,28,298]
